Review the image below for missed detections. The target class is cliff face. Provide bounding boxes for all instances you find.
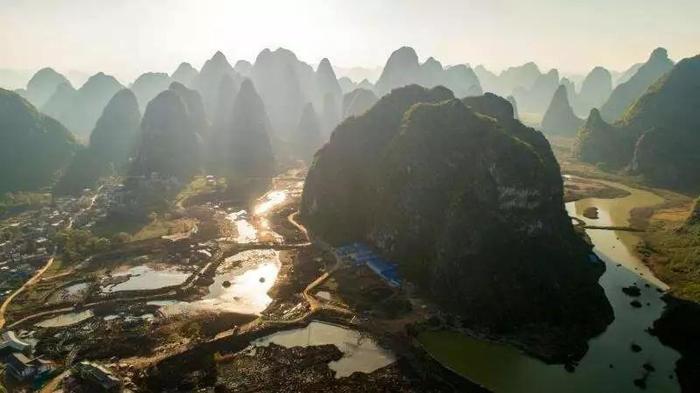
[575,55,700,190]
[302,85,612,361]
[600,48,674,122]
[0,88,79,194]
[541,85,583,136]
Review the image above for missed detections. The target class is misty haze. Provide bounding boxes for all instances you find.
[0,1,699,392]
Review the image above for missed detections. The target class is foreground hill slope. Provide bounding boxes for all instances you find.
[0,88,79,194]
[301,85,612,361]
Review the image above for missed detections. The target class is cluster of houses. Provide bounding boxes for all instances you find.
[0,330,123,391]
[0,331,54,383]
[0,192,98,302]
[334,243,401,288]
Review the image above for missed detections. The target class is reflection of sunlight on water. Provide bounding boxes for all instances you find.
[251,321,395,378]
[103,265,191,292]
[226,210,258,243]
[254,191,287,215]
[153,250,281,316]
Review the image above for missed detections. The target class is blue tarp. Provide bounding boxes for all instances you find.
[337,243,401,287]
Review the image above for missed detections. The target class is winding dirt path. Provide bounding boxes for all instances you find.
[0,256,55,329]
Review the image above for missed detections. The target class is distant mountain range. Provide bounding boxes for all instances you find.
[2,46,693,196]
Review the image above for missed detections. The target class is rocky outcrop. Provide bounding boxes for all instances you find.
[600,48,674,122]
[576,67,612,116]
[234,60,253,77]
[507,95,519,119]
[192,51,241,120]
[321,93,340,137]
[573,109,627,167]
[374,47,422,96]
[212,75,237,133]
[541,85,583,136]
[168,82,208,136]
[131,72,173,111]
[23,67,70,108]
[342,88,378,119]
[316,58,342,104]
[302,85,612,361]
[375,47,482,98]
[338,77,356,94]
[475,63,541,99]
[251,48,308,137]
[172,62,198,86]
[56,89,142,194]
[41,82,77,120]
[50,72,124,138]
[292,103,322,162]
[513,69,560,114]
[131,89,201,180]
[210,79,274,180]
[575,54,700,189]
[0,88,79,194]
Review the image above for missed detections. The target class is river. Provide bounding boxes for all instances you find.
[419,178,681,393]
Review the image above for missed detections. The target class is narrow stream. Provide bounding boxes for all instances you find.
[419,178,681,393]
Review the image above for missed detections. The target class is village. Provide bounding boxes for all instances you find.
[0,162,491,393]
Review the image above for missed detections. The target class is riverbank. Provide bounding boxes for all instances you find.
[553,137,700,392]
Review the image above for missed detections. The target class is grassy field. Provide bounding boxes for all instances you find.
[642,202,700,302]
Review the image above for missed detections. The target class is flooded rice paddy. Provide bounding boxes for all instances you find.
[251,321,396,378]
[102,265,192,293]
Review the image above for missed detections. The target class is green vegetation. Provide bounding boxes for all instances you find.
[540,84,583,136]
[131,216,196,242]
[0,88,79,194]
[131,89,201,180]
[51,229,111,263]
[302,86,612,361]
[599,48,673,123]
[575,53,700,191]
[0,191,51,214]
[55,89,141,195]
[642,199,700,302]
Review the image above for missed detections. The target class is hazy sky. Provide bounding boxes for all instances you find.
[2,0,699,83]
